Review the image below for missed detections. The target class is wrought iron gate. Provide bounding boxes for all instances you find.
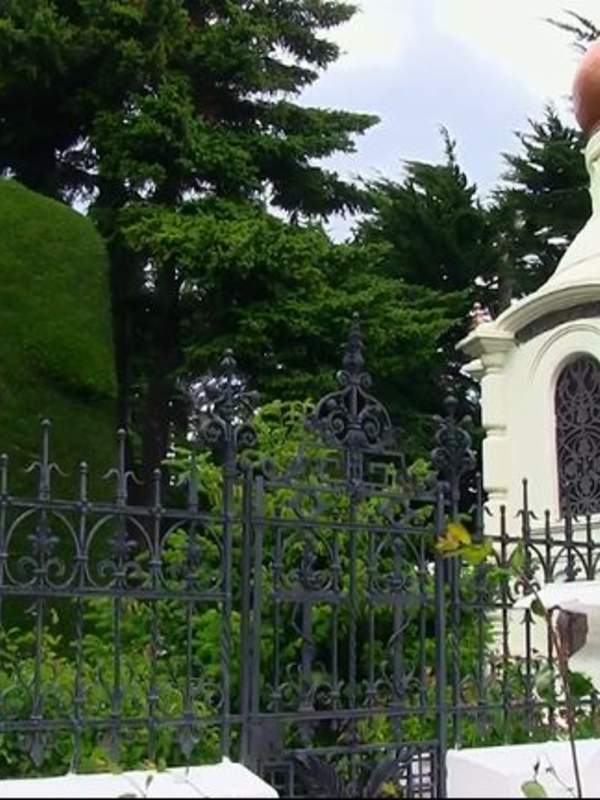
[0,317,469,798]
[241,466,448,797]
[232,318,455,798]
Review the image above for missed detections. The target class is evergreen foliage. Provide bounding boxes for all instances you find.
[1,2,596,472]
[547,10,600,50]
[487,10,597,308]
[357,131,494,298]
[495,106,589,301]
[0,1,381,486]
[0,179,116,490]
[124,198,465,453]
[353,132,495,405]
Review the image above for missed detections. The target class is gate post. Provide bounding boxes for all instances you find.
[431,395,477,798]
[247,473,266,774]
[186,348,259,766]
[240,467,254,766]
[435,481,448,799]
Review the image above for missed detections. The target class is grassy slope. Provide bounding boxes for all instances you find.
[0,179,116,497]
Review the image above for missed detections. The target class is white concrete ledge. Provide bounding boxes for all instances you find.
[0,759,278,799]
[448,739,600,798]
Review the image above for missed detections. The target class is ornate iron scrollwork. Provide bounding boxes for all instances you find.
[555,356,600,516]
[308,314,395,453]
[184,349,258,454]
[294,749,428,798]
[431,395,476,509]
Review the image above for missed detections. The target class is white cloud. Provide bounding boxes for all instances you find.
[329,0,600,106]
[328,0,416,70]
[433,0,599,111]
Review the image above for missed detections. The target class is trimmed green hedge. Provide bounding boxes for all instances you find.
[0,179,116,496]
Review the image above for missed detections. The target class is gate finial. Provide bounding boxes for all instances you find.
[308,315,395,452]
[432,395,476,511]
[184,350,259,453]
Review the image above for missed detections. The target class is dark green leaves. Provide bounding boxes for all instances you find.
[357,131,493,297]
[495,105,589,300]
[0,0,385,478]
[569,670,595,701]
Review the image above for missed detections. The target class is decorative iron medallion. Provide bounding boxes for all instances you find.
[184,349,258,453]
[431,394,476,506]
[308,314,395,452]
[555,356,600,516]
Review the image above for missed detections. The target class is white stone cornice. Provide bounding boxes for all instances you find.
[496,281,600,335]
[457,324,514,360]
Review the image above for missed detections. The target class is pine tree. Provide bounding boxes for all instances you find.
[0,1,380,484]
[491,10,599,307]
[124,197,464,455]
[356,130,495,298]
[547,10,600,51]
[495,106,589,303]
[353,131,495,403]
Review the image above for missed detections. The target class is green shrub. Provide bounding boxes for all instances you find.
[0,179,116,495]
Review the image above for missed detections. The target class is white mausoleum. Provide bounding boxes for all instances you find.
[458,43,600,687]
[459,128,600,525]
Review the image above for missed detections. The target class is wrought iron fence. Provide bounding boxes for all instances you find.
[446,478,600,754]
[0,317,598,798]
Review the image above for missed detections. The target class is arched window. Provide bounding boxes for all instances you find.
[556,356,600,516]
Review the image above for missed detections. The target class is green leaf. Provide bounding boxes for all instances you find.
[436,536,460,555]
[569,670,594,700]
[461,539,494,566]
[447,522,472,546]
[521,779,549,798]
[531,598,546,618]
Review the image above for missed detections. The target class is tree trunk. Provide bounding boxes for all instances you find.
[140,262,181,498]
[92,185,142,489]
[94,177,182,502]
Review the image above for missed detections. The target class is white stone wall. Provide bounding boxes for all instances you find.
[483,319,600,524]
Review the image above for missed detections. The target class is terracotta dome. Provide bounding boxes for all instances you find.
[574,40,600,135]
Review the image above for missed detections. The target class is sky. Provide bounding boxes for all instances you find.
[301,0,600,239]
